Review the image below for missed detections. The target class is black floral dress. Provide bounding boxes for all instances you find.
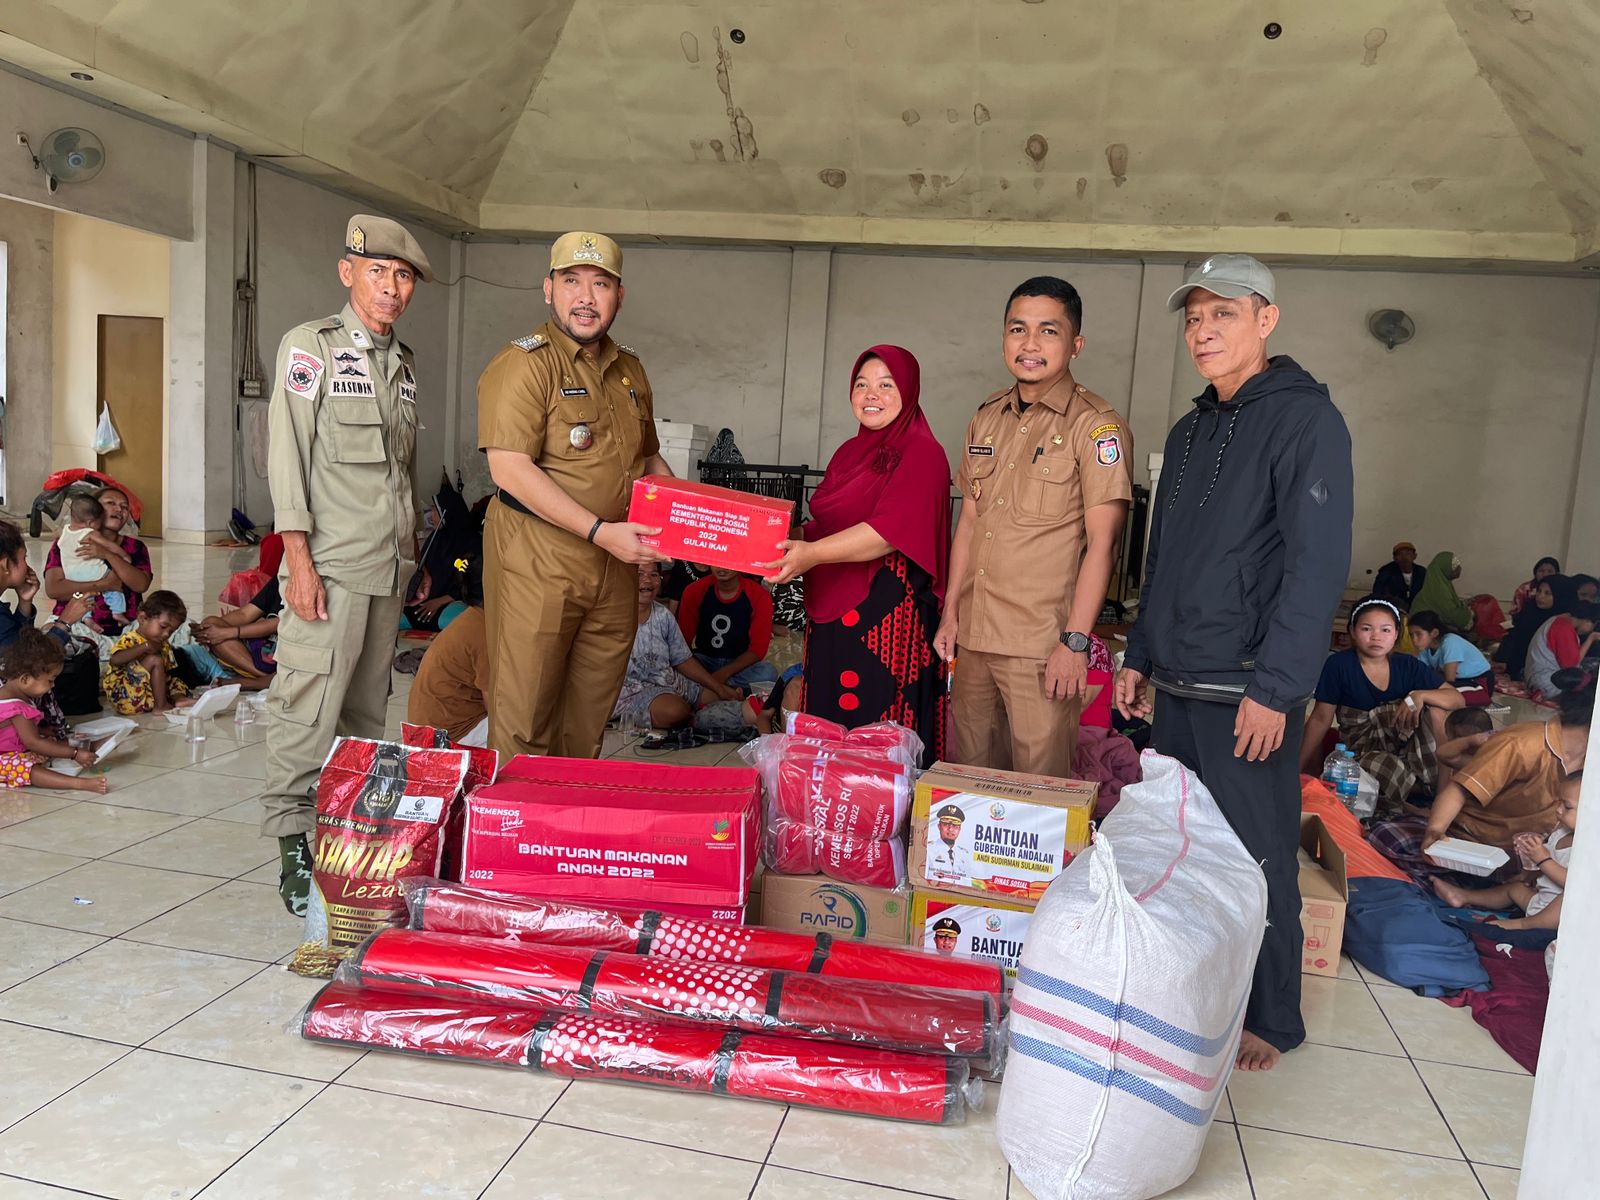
[802,552,947,768]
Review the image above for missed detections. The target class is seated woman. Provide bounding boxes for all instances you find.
[0,520,93,742]
[187,576,282,690]
[43,486,151,632]
[1409,551,1473,634]
[764,346,951,767]
[1572,573,1599,605]
[1370,668,1590,886]
[613,562,743,735]
[407,562,489,745]
[1526,601,1599,702]
[1497,572,1572,681]
[1299,599,1465,815]
[1407,610,1494,706]
[1509,556,1561,618]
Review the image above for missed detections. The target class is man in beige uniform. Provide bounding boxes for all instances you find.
[478,232,672,759]
[261,215,432,915]
[934,276,1133,777]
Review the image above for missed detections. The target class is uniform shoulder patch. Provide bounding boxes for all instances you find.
[615,341,638,357]
[316,314,343,332]
[1089,422,1121,439]
[511,333,548,352]
[285,347,325,396]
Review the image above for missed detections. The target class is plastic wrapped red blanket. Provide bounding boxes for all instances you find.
[741,734,914,888]
[301,982,976,1124]
[342,928,1000,1061]
[402,880,1003,998]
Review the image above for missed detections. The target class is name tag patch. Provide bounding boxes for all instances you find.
[329,379,376,397]
[400,384,418,404]
[967,445,995,456]
[560,387,589,397]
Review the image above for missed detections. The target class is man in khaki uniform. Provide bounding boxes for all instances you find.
[478,232,672,759]
[934,276,1133,777]
[261,215,433,915]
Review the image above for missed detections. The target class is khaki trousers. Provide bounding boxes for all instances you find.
[483,499,635,760]
[950,645,1080,778]
[259,580,402,838]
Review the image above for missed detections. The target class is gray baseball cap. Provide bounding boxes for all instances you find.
[1167,254,1276,312]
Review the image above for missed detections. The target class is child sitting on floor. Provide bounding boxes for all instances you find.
[103,590,192,714]
[1436,707,1495,773]
[0,629,109,793]
[1433,771,1579,931]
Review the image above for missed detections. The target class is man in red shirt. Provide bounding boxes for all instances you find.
[676,566,779,692]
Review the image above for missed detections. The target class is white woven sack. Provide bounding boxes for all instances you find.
[997,751,1267,1200]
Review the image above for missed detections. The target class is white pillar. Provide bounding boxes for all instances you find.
[1518,715,1600,1197]
[165,137,236,541]
[776,248,832,467]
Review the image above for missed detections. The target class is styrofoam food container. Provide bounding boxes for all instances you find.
[1425,838,1510,877]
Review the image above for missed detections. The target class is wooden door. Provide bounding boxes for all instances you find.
[97,315,163,536]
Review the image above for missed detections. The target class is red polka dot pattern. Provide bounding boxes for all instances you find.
[839,670,859,688]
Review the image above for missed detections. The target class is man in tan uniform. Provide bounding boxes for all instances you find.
[478,232,672,759]
[261,215,433,915]
[934,276,1133,777]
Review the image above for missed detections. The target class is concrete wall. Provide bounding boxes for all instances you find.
[1166,267,1600,598]
[50,211,169,473]
[456,241,1600,598]
[0,198,54,509]
[0,68,193,241]
[243,165,455,524]
[453,242,796,497]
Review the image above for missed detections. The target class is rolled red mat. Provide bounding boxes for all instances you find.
[403,882,1004,998]
[301,982,974,1124]
[345,927,999,1060]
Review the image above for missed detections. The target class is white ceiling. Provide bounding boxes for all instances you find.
[1,0,1596,267]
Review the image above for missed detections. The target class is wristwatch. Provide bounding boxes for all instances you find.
[1059,631,1091,653]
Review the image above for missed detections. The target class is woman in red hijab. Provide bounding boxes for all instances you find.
[766,346,951,764]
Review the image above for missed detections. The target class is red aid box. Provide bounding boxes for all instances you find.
[463,755,761,920]
[628,477,793,578]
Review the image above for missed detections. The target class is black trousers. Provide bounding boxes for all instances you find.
[1152,691,1307,1053]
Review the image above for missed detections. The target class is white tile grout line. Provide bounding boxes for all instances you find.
[0,1169,115,1198]
[1356,961,1495,1198]
[744,1105,790,1200]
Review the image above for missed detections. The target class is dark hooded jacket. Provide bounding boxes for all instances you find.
[1124,356,1353,713]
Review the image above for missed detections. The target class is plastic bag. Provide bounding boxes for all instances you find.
[93,406,122,455]
[998,752,1266,1200]
[740,734,915,888]
[289,737,470,977]
[299,981,981,1125]
[338,926,1001,1062]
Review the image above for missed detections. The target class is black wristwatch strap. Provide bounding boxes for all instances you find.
[586,517,604,544]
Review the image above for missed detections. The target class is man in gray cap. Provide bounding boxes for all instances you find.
[1115,254,1352,1072]
[261,214,435,915]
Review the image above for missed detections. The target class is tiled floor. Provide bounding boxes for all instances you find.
[0,541,1535,1199]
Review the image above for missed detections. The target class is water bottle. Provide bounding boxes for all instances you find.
[1335,750,1361,804]
[1322,743,1348,784]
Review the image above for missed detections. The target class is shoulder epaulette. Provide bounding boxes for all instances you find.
[978,388,1012,409]
[314,314,343,332]
[512,333,548,352]
[616,342,638,357]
